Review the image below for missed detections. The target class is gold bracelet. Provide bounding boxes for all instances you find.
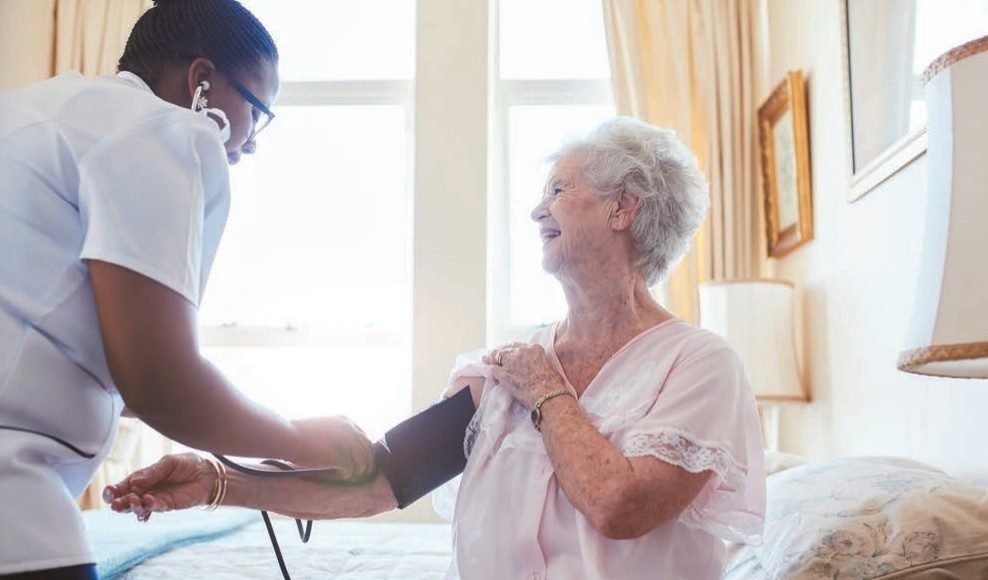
[203,458,223,511]
[215,460,228,509]
[531,389,575,432]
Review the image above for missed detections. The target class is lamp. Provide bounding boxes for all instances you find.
[899,36,988,379]
[698,279,807,450]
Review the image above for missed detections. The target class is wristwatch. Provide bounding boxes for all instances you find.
[531,389,574,431]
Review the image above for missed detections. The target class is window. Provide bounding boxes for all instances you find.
[193,0,616,438]
[491,0,615,342]
[198,1,414,439]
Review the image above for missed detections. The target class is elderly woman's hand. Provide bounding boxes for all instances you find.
[484,343,571,409]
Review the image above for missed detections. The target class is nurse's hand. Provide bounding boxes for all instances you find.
[104,453,214,520]
[290,416,375,481]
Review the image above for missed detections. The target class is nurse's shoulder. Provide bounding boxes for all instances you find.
[2,71,224,169]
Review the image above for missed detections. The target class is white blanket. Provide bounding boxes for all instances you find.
[121,519,453,579]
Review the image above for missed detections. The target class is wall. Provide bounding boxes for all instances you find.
[766,0,988,480]
[402,0,490,522]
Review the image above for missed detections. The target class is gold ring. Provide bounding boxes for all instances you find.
[493,349,505,366]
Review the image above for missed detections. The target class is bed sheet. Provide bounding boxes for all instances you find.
[119,518,453,579]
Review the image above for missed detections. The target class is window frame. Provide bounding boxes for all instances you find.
[201,0,616,392]
[199,79,415,349]
[487,1,614,345]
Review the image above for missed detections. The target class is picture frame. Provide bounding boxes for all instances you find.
[839,0,927,202]
[757,69,814,258]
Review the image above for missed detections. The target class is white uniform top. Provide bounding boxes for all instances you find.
[0,71,230,574]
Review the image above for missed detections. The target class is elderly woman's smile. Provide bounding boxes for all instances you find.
[539,226,560,243]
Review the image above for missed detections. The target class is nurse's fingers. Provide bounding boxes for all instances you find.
[102,484,122,503]
[127,454,180,487]
[109,492,143,515]
[142,494,171,514]
[108,492,132,512]
[104,476,143,501]
[143,494,161,512]
[351,433,374,481]
[348,423,374,480]
[104,467,157,501]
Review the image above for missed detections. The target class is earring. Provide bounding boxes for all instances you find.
[191,80,210,112]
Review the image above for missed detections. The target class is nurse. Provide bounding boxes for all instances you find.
[0,1,373,578]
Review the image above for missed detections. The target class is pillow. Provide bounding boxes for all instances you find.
[764,450,809,476]
[725,457,988,579]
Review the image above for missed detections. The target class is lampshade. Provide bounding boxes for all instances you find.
[699,280,806,402]
[899,36,988,379]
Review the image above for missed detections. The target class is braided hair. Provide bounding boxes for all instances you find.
[118,0,277,84]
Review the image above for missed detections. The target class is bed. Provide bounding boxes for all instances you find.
[86,509,452,579]
[86,453,988,579]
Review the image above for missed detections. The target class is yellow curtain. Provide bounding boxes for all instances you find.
[53,0,153,76]
[602,0,768,322]
[0,0,151,92]
[0,0,57,91]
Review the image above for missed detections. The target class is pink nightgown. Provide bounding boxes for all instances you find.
[442,319,765,579]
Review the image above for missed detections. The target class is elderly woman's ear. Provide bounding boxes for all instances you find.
[609,190,643,231]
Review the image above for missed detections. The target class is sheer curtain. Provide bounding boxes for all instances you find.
[0,0,156,509]
[602,0,769,322]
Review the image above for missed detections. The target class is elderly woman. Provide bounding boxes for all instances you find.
[105,118,765,579]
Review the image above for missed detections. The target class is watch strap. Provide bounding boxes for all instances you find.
[531,389,574,431]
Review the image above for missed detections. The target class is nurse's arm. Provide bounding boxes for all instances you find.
[108,453,398,521]
[88,261,369,472]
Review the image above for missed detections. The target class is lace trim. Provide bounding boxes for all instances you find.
[622,428,746,490]
[464,409,482,458]
[624,428,762,543]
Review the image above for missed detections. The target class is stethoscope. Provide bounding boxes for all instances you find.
[0,424,375,580]
[212,453,379,580]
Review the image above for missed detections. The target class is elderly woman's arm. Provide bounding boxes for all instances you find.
[487,345,712,540]
[538,395,710,539]
[225,470,398,520]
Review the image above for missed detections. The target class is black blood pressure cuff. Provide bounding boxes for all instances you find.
[371,387,477,509]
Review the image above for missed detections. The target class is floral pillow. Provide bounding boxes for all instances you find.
[725,457,988,579]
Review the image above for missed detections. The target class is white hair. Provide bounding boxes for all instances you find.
[550,117,710,285]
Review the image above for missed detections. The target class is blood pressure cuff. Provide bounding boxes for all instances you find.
[371,387,477,509]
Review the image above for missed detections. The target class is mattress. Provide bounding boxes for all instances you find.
[118,517,453,579]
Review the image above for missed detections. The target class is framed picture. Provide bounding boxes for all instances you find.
[758,69,813,258]
[840,0,926,202]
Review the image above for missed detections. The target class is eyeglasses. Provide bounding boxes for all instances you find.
[176,55,277,141]
[224,73,275,141]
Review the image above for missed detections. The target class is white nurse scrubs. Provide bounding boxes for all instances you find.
[0,71,230,574]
